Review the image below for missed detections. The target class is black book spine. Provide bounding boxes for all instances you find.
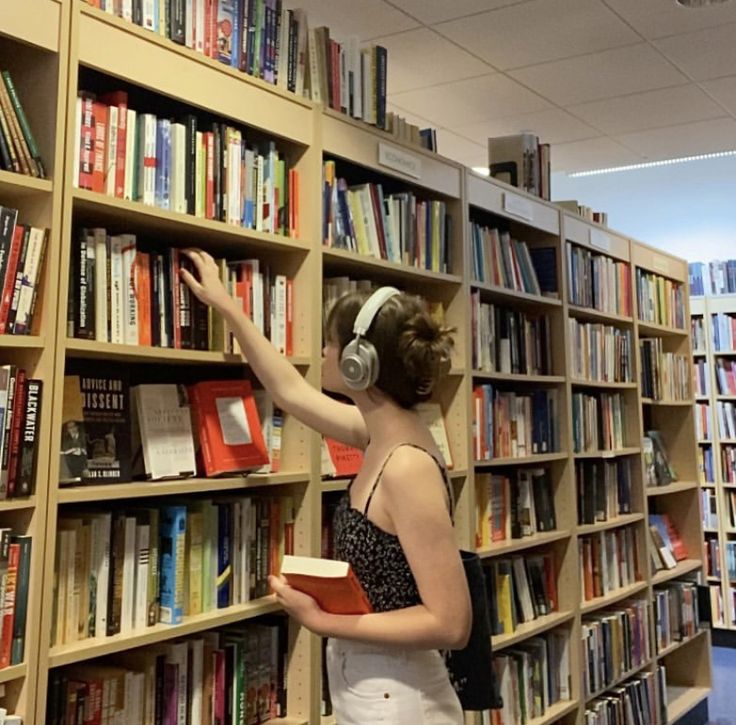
[151,254,162,347]
[106,513,124,636]
[212,123,222,222]
[16,379,41,497]
[132,0,143,25]
[184,114,197,216]
[287,11,297,93]
[169,0,185,44]
[239,0,250,73]
[0,117,12,171]
[74,231,95,340]
[0,207,18,306]
[163,249,175,347]
[375,45,387,129]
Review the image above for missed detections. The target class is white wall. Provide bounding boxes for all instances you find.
[551,156,736,263]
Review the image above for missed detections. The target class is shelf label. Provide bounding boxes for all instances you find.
[378,143,422,179]
[503,193,534,222]
[589,228,611,251]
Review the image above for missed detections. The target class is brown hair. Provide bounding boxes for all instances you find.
[326,291,454,408]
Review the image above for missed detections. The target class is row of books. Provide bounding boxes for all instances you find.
[635,270,684,329]
[47,616,287,724]
[701,488,718,530]
[693,359,709,396]
[723,444,736,483]
[695,402,712,441]
[715,359,736,395]
[0,367,42,499]
[488,133,551,201]
[52,495,292,647]
[689,259,736,296]
[471,297,551,376]
[569,321,632,384]
[69,230,294,353]
[474,469,557,549]
[708,583,725,627]
[691,315,706,351]
[653,580,703,653]
[472,385,560,460]
[0,529,31,669]
[566,243,632,317]
[75,92,299,237]
[0,69,44,178]
[579,526,641,602]
[648,513,688,572]
[557,200,608,226]
[712,312,736,351]
[725,541,736,582]
[470,224,556,297]
[60,372,281,484]
[698,445,714,484]
[576,459,633,526]
[643,430,677,487]
[639,339,690,401]
[488,632,571,725]
[571,392,626,454]
[716,400,736,442]
[486,554,558,637]
[581,599,650,697]
[584,668,666,725]
[726,488,736,527]
[322,163,452,272]
[705,538,721,579]
[0,206,49,336]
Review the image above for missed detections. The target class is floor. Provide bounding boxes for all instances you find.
[708,647,735,724]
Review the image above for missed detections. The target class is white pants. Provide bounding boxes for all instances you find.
[326,638,464,724]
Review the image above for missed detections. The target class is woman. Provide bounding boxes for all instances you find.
[181,248,471,724]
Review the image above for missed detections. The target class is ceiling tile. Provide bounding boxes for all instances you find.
[456,108,600,146]
[371,28,491,94]
[551,137,644,173]
[654,24,736,81]
[435,0,639,71]
[390,74,551,128]
[434,129,486,167]
[283,0,419,41]
[603,0,736,40]
[509,43,688,106]
[701,74,736,115]
[614,118,736,159]
[568,84,727,135]
[388,0,528,26]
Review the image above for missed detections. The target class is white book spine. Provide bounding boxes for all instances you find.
[274,275,286,354]
[255,155,264,231]
[121,234,138,345]
[189,638,205,725]
[65,530,78,644]
[195,0,205,54]
[73,97,82,188]
[124,109,137,201]
[109,235,124,344]
[95,513,112,637]
[185,0,194,48]
[13,226,46,334]
[143,0,156,30]
[276,7,290,89]
[144,114,157,206]
[121,516,137,633]
[195,131,205,218]
[94,228,108,342]
[122,0,133,21]
[134,523,150,630]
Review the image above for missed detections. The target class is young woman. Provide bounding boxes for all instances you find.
[180,248,472,724]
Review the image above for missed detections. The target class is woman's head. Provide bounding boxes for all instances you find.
[323,290,454,408]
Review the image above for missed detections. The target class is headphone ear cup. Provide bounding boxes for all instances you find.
[340,338,378,391]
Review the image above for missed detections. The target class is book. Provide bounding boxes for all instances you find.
[321,436,364,478]
[415,402,453,469]
[280,554,373,615]
[59,376,89,483]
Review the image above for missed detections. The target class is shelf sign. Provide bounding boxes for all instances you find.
[652,254,670,275]
[503,193,534,222]
[378,143,422,179]
[589,228,611,251]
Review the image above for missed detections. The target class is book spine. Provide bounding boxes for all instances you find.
[216,502,231,608]
[16,379,41,497]
[0,541,19,667]
[9,535,30,665]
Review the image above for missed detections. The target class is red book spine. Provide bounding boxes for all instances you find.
[6,369,26,498]
[91,101,108,194]
[0,542,19,668]
[206,132,215,220]
[136,251,152,346]
[285,278,293,356]
[79,96,95,190]
[0,225,24,335]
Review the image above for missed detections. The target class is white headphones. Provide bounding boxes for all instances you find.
[339,286,401,391]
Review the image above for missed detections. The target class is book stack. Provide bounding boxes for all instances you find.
[695,403,712,441]
[322,161,452,272]
[689,259,736,296]
[584,669,666,725]
[712,312,736,351]
[566,243,632,317]
[636,270,684,329]
[0,530,31,669]
[571,392,626,453]
[579,526,641,602]
[639,338,690,401]
[654,581,703,653]
[648,513,687,572]
[488,133,551,200]
[385,112,437,151]
[643,430,678,487]
[716,401,736,441]
[0,70,45,178]
[74,91,300,237]
[569,321,632,383]
[556,200,608,226]
[47,616,287,724]
[576,459,633,525]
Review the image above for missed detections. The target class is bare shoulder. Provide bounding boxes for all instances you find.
[379,445,448,507]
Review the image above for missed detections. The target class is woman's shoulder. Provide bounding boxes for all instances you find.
[380,444,447,492]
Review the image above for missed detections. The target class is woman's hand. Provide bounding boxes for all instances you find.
[269,574,327,635]
[179,248,234,313]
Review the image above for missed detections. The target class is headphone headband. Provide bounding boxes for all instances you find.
[352,286,401,337]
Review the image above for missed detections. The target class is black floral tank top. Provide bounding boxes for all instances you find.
[332,443,453,613]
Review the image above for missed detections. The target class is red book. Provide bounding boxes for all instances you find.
[0,225,24,333]
[0,541,19,668]
[188,379,269,476]
[323,437,363,477]
[281,555,373,615]
[99,91,128,198]
[135,251,152,346]
[91,101,108,193]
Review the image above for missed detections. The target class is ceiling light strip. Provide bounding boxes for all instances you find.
[569,150,736,177]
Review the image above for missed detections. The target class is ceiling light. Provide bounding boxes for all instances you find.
[472,167,490,176]
[568,149,736,177]
[675,0,731,6]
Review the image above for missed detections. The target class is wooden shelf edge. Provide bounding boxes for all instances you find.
[567,304,633,325]
[478,529,571,558]
[580,581,649,615]
[0,169,53,194]
[652,559,703,586]
[573,448,641,459]
[646,481,700,496]
[585,659,652,703]
[0,663,27,685]
[656,629,709,660]
[475,452,567,467]
[470,282,562,308]
[570,379,637,390]
[577,513,644,536]
[492,611,575,652]
[667,685,710,724]
[0,496,36,512]
[473,371,565,384]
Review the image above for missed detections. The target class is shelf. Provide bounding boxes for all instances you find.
[470,282,562,309]
[492,610,574,652]
[57,472,309,503]
[0,169,53,197]
[0,496,36,512]
[656,629,708,660]
[72,189,311,255]
[652,559,702,586]
[64,337,312,367]
[321,479,351,494]
[570,379,638,390]
[0,0,61,52]
[641,398,694,407]
[0,663,27,685]
[576,513,644,536]
[475,452,567,467]
[580,580,649,615]
[521,698,579,725]
[321,247,462,286]
[567,304,633,326]
[692,350,707,356]
[717,395,736,401]
[472,371,565,385]
[715,350,736,356]
[636,321,687,337]
[48,597,282,668]
[667,685,710,724]
[585,659,651,702]
[698,440,712,445]
[0,335,47,350]
[573,447,641,459]
[646,481,700,496]
[477,529,571,558]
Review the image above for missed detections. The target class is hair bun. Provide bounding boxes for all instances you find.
[399,312,454,397]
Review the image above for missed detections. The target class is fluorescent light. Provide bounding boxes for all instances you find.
[569,149,736,177]
[472,166,490,176]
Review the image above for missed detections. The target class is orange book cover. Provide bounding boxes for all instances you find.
[285,278,294,356]
[661,513,688,561]
[135,251,152,346]
[91,101,108,194]
[281,555,373,615]
[324,437,364,477]
[189,379,269,476]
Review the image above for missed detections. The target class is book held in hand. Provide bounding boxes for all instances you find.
[281,555,373,615]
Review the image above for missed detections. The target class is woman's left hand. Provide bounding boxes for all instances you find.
[269,575,327,635]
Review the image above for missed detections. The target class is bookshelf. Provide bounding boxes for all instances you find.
[0,2,711,722]
[690,293,736,632]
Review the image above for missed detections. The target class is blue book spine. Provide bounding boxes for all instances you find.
[159,505,187,624]
[161,119,171,211]
[231,0,242,69]
[155,120,164,207]
[216,502,232,608]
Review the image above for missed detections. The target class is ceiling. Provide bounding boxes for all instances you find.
[290,0,736,173]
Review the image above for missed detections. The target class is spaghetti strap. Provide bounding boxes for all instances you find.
[363,442,454,520]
